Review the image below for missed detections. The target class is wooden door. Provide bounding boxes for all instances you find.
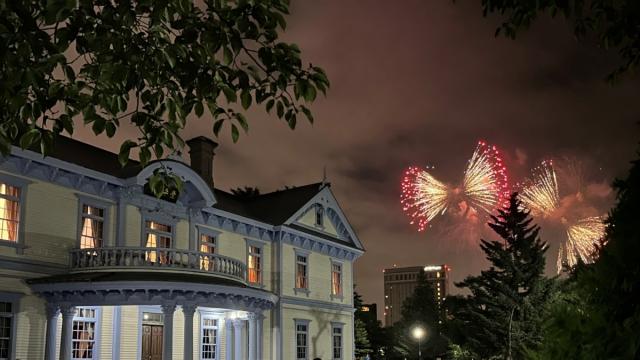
[142,325,163,360]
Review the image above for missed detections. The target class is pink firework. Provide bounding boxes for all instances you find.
[401,141,510,232]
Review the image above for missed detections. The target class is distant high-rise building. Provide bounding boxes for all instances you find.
[383,264,450,326]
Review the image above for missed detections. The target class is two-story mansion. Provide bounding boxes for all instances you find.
[0,136,364,360]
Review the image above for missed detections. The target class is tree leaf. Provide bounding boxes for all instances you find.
[240,89,252,109]
[231,124,239,143]
[118,140,137,166]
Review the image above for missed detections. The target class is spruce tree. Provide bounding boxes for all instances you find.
[452,193,553,359]
[354,291,373,358]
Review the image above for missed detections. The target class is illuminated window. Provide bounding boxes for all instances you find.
[331,262,342,297]
[295,254,308,290]
[80,205,104,249]
[144,221,172,264]
[201,317,218,359]
[248,245,262,284]
[0,183,20,243]
[72,307,98,360]
[295,320,309,360]
[332,324,343,360]
[200,233,216,271]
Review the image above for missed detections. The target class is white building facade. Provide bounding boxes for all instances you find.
[0,136,364,360]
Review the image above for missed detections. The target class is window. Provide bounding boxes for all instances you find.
[332,324,343,360]
[331,262,342,297]
[0,302,13,360]
[295,254,308,290]
[295,320,309,360]
[315,206,324,227]
[247,245,262,285]
[80,205,105,249]
[200,233,216,271]
[0,183,20,243]
[144,221,172,263]
[72,307,98,360]
[201,317,218,359]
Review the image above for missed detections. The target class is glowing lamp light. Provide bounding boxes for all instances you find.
[412,326,425,340]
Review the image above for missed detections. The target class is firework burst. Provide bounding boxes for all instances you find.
[401,141,509,231]
[519,160,560,217]
[519,161,606,272]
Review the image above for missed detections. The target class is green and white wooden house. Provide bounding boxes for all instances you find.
[0,136,364,360]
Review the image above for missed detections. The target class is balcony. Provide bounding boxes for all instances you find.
[69,247,246,283]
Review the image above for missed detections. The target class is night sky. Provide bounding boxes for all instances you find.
[76,1,640,321]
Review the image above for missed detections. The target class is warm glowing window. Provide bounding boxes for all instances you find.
[201,317,218,359]
[0,302,13,360]
[200,234,216,271]
[80,205,104,249]
[72,307,97,360]
[295,255,308,289]
[248,245,262,284]
[331,263,342,296]
[0,183,20,243]
[145,221,172,263]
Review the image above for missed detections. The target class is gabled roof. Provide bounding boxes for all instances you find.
[213,183,326,226]
[11,136,361,250]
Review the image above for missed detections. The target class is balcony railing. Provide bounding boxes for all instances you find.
[69,247,246,282]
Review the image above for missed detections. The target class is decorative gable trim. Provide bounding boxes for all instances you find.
[285,186,364,251]
[278,226,363,261]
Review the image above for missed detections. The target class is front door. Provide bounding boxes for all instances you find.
[141,325,163,360]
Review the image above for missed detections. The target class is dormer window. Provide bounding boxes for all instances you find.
[315,205,324,227]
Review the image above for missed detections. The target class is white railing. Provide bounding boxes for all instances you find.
[69,247,246,282]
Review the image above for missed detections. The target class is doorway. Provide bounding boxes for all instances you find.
[141,324,163,360]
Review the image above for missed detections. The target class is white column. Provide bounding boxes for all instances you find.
[248,314,257,360]
[232,319,245,360]
[256,314,264,360]
[225,319,234,360]
[59,305,76,360]
[182,305,197,360]
[44,304,59,360]
[161,303,176,360]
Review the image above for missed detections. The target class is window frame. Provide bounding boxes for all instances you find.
[330,260,344,300]
[294,319,311,360]
[0,292,21,360]
[331,322,344,360]
[197,227,219,255]
[294,249,310,295]
[140,215,177,249]
[71,306,101,360]
[314,205,324,228]
[76,195,112,249]
[246,239,264,287]
[0,174,30,252]
[199,313,220,360]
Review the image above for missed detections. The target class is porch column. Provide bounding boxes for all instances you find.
[248,313,257,360]
[44,304,59,360]
[225,319,234,360]
[232,319,245,360]
[161,303,176,360]
[59,304,76,360]
[182,304,197,360]
[256,313,264,360]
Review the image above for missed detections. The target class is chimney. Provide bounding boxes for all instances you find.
[186,137,218,188]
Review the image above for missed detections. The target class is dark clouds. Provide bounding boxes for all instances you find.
[76,1,640,321]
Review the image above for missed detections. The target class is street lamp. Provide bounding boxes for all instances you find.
[412,326,426,360]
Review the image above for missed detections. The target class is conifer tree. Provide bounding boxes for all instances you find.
[452,193,553,359]
[354,291,373,358]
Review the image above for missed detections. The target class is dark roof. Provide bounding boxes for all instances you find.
[213,183,325,225]
[23,135,142,178]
